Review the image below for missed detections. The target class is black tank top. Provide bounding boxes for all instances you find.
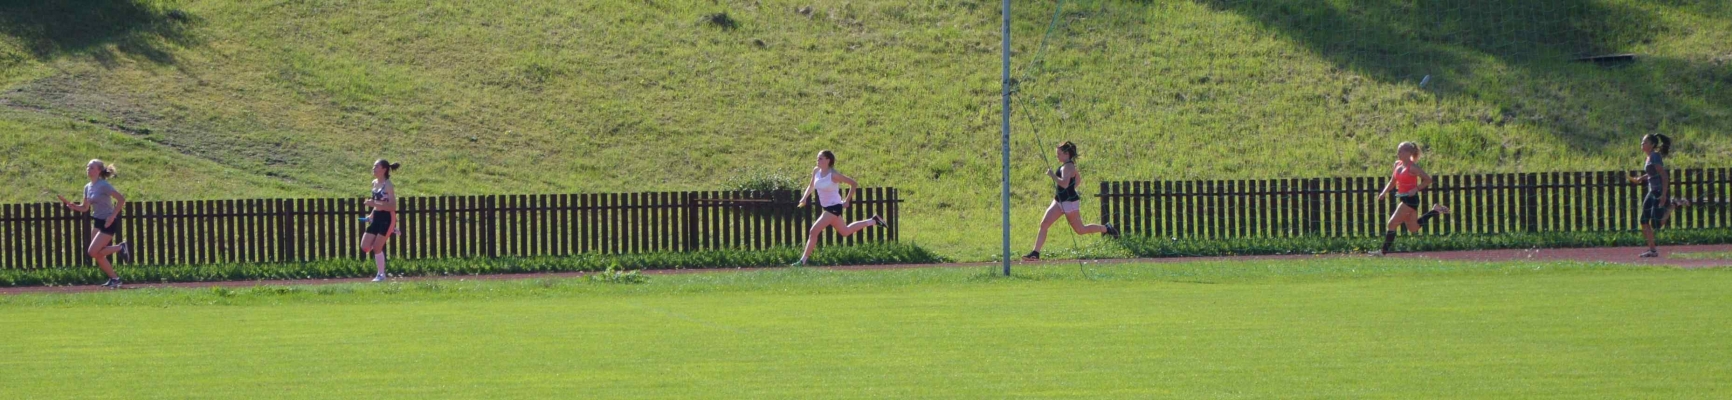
[1054,163,1081,202]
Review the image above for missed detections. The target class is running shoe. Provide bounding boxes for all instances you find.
[1021,251,1041,261]
[118,242,132,262]
[870,214,890,228]
[371,273,386,282]
[1103,223,1121,238]
[1431,204,1453,215]
[1367,250,1385,257]
[788,260,806,267]
[1638,250,1660,258]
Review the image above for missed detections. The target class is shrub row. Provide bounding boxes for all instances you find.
[0,243,946,287]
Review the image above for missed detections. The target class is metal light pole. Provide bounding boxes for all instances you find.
[1000,0,1012,276]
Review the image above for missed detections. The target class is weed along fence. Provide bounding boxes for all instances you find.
[1099,168,1732,239]
[0,188,901,269]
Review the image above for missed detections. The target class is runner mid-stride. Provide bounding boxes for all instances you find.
[1373,142,1450,256]
[1631,134,1672,258]
[57,159,131,288]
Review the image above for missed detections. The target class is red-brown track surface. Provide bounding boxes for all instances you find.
[5,244,1729,295]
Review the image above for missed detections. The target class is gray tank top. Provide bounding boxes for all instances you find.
[85,180,118,219]
[1645,152,1666,194]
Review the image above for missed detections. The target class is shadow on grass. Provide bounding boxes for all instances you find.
[0,0,200,66]
[1187,0,1732,157]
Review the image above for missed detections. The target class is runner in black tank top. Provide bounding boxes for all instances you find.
[1055,164,1082,203]
[1023,142,1117,261]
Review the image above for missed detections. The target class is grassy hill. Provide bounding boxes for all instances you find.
[1,0,1728,260]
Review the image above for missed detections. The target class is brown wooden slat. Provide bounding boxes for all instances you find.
[54,203,68,268]
[446,195,460,258]
[564,194,578,256]
[1717,168,1727,228]
[607,192,619,253]
[223,200,237,264]
[310,198,324,261]
[40,203,56,268]
[162,201,178,265]
[402,196,414,259]
[2,204,14,269]
[515,194,528,257]
[605,192,617,254]
[29,203,41,267]
[240,198,254,263]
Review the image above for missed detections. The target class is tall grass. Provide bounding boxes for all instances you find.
[0,0,1726,260]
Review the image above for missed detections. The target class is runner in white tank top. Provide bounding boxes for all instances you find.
[793,150,889,266]
[813,169,844,208]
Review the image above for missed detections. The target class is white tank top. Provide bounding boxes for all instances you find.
[813,169,843,207]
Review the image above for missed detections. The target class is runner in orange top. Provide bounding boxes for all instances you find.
[1373,142,1451,256]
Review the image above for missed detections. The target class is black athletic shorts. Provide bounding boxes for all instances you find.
[823,204,846,217]
[1640,193,1668,227]
[90,217,121,236]
[366,211,394,235]
[1395,193,1422,210]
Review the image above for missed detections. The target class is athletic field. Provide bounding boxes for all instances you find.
[3,258,1728,398]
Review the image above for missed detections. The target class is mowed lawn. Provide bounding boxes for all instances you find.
[1,259,1729,398]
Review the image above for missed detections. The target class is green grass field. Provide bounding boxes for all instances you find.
[1,0,1728,261]
[3,259,1729,398]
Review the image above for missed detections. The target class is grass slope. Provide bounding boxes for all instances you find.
[2,260,1730,398]
[0,0,1728,260]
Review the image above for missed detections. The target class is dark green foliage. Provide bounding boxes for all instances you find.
[0,243,944,288]
[724,169,802,193]
[1115,229,1732,258]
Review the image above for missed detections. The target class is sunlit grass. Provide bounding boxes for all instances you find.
[2,259,1729,398]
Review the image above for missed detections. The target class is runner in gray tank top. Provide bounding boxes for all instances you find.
[56,159,130,288]
[1631,134,1673,258]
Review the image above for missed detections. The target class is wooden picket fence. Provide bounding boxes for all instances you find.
[1100,168,1732,239]
[0,188,900,270]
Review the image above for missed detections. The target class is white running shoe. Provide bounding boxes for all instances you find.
[1638,250,1660,258]
[1431,204,1452,215]
[371,274,386,282]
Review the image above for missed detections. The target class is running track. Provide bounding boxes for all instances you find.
[5,244,1730,295]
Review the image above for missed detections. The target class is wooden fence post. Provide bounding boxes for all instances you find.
[1099,181,1112,231]
[484,195,498,258]
[683,192,697,252]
